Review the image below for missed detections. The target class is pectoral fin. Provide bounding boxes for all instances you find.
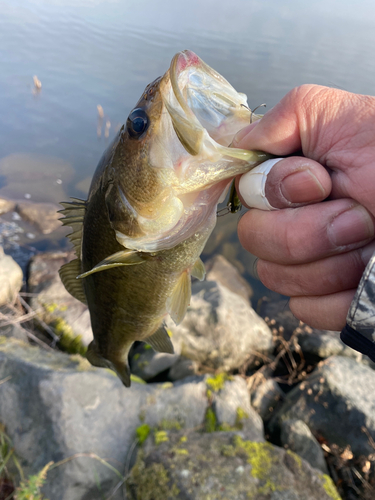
[191,258,205,281]
[146,326,174,354]
[59,259,87,304]
[77,250,145,279]
[166,271,191,325]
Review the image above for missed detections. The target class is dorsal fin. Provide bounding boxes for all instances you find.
[166,271,191,325]
[59,259,87,304]
[58,198,86,259]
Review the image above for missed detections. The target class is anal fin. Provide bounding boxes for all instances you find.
[166,271,191,325]
[59,259,87,304]
[146,326,174,354]
[77,250,145,279]
[191,258,205,281]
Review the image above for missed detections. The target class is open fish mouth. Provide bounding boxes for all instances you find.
[166,50,252,154]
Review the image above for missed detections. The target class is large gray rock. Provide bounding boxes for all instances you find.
[0,338,256,499]
[269,356,375,458]
[28,251,93,347]
[0,247,23,306]
[126,430,341,500]
[281,419,328,474]
[166,280,274,372]
[205,254,253,302]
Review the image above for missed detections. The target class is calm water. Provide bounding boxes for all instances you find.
[1,0,375,299]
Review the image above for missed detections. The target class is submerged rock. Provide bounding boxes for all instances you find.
[166,280,274,372]
[0,247,23,306]
[126,429,341,500]
[16,201,61,235]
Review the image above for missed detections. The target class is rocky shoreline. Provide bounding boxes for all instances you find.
[0,197,374,500]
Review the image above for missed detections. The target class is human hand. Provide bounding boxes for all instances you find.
[234,85,375,331]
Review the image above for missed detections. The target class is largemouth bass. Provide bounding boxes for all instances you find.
[59,50,272,387]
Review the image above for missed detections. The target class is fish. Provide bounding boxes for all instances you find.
[59,50,272,387]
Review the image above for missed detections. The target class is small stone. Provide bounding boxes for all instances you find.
[251,378,284,421]
[168,356,198,381]
[281,419,328,473]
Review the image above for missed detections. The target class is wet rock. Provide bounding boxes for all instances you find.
[251,378,284,421]
[130,344,180,382]
[28,251,93,347]
[126,429,341,500]
[168,356,198,381]
[208,375,264,441]
[166,280,274,372]
[0,338,232,500]
[16,201,61,234]
[0,247,23,306]
[269,356,375,458]
[281,419,328,474]
[0,198,16,215]
[205,254,253,302]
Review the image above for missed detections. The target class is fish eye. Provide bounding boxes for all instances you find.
[126,108,149,138]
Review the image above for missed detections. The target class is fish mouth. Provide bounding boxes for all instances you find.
[166,50,251,154]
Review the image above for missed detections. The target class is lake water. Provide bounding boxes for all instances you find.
[1,0,375,300]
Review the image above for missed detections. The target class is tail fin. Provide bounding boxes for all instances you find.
[86,341,132,388]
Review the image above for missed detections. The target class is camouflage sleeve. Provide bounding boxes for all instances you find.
[340,252,375,362]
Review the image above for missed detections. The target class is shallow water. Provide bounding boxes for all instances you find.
[1,0,375,299]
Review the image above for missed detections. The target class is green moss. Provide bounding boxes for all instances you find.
[53,317,87,356]
[127,452,180,500]
[174,448,188,455]
[206,389,213,399]
[136,424,150,445]
[0,336,7,345]
[206,373,232,393]
[144,344,152,350]
[286,449,302,468]
[133,353,140,361]
[321,474,341,500]
[235,407,249,427]
[204,407,217,433]
[158,419,181,431]
[130,374,146,385]
[154,431,169,445]
[179,436,187,443]
[161,382,173,389]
